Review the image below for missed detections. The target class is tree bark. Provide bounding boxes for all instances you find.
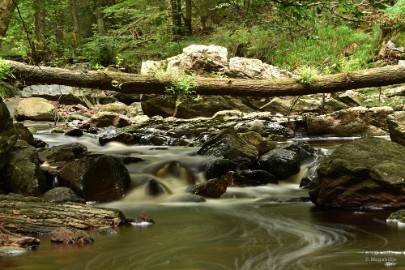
[69,0,81,43]
[5,60,405,97]
[184,0,192,35]
[170,0,183,38]
[0,0,16,45]
[0,194,129,235]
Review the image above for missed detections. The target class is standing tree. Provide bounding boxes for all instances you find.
[170,0,183,38]
[0,0,17,46]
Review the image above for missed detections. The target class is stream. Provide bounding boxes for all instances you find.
[1,132,405,270]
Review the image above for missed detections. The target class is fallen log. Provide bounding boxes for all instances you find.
[0,194,129,235]
[5,60,405,97]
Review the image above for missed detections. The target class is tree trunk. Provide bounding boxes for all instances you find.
[0,0,16,45]
[95,7,106,35]
[69,0,81,43]
[184,0,192,35]
[170,0,183,38]
[5,60,405,97]
[0,194,129,235]
[33,0,46,44]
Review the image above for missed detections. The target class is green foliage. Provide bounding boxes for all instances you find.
[80,35,119,67]
[0,59,14,80]
[157,71,198,96]
[295,66,319,84]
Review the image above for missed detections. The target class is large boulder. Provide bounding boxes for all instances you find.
[141,94,253,118]
[387,111,405,146]
[59,154,131,202]
[258,149,301,180]
[0,98,17,171]
[15,97,57,121]
[309,137,405,209]
[305,106,393,136]
[140,45,294,118]
[2,140,47,196]
[197,128,258,169]
[21,84,91,105]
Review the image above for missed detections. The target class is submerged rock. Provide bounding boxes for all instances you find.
[309,137,405,209]
[186,178,228,198]
[51,227,94,245]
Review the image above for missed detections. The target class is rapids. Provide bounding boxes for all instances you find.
[1,132,404,270]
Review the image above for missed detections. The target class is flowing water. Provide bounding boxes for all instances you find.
[1,133,405,270]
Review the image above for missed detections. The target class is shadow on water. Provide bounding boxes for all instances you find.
[4,133,401,270]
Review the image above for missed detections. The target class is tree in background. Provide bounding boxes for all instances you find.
[0,0,17,46]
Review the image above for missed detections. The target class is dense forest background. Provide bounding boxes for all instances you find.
[0,0,404,75]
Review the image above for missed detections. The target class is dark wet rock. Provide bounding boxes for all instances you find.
[2,140,47,196]
[64,128,83,137]
[388,209,405,224]
[284,141,320,163]
[51,227,94,245]
[59,154,131,202]
[133,211,155,224]
[144,179,166,197]
[112,115,131,127]
[186,178,227,198]
[93,226,117,235]
[233,170,278,186]
[42,187,85,203]
[265,122,292,137]
[197,128,258,169]
[258,148,301,180]
[13,122,35,145]
[38,143,88,165]
[239,131,276,155]
[152,160,196,185]
[98,132,141,146]
[0,236,40,250]
[204,159,237,180]
[15,97,57,121]
[387,111,405,146]
[139,133,171,146]
[309,137,405,209]
[0,98,18,171]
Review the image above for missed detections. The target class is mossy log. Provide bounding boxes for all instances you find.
[0,194,128,235]
[6,60,405,97]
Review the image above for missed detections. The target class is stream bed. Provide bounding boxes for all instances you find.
[1,133,404,270]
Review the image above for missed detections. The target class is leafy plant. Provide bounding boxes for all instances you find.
[295,65,319,84]
[0,59,14,80]
[156,70,198,117]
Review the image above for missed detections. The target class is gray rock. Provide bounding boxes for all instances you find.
[15,97,57,121]
[309,137,405,209]
[42,187,85,203]
[0,98,17,171]
[305,106,393,136]
[2,140,46,196]
[197,128,258,169]
[387,111,405,146]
